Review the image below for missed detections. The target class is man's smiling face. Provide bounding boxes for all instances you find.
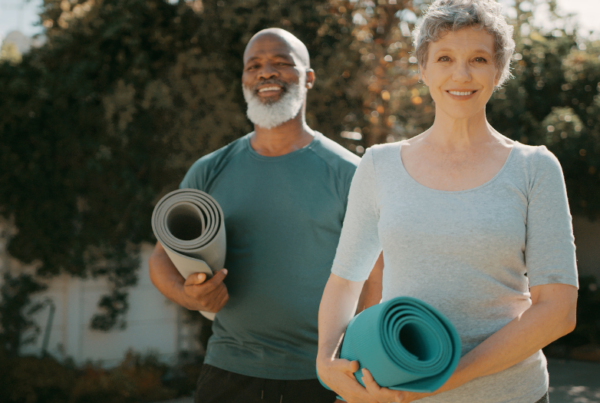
[241,30,314,129]
[242,33,306,104]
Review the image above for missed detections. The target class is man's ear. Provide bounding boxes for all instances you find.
[306,69,315,89]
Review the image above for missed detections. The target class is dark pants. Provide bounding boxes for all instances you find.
[195,364,338,403]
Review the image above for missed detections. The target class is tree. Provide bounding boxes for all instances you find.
[0,0,369,346]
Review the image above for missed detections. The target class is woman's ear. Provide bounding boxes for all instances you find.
[420,66,429,86]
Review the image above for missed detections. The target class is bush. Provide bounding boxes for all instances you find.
[0,349,198,403]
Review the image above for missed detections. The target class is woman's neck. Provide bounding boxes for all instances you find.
[425,107,501,150]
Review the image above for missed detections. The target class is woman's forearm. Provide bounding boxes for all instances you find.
[317,273,365,362]
[429,283,577,397]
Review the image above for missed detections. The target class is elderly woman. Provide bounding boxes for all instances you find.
[316,1,578,402]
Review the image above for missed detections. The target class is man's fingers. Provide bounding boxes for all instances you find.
[202,268,228,290]
[184,272,208,286]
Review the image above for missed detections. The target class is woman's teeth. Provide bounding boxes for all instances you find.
[448,91,475,96]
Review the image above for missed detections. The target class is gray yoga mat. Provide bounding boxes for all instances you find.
[151,189,226,320]
[319,297,461,395]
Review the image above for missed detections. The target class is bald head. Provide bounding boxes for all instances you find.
[243,28,310,69]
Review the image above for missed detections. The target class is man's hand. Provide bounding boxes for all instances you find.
[183,269,230,312]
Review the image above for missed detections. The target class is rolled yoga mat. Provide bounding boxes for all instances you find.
[320,296,461,394]
[151,189,226,321]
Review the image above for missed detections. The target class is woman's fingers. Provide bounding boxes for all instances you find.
[318,359,374,403]
[362,368,403,403]
[325,358,360,377]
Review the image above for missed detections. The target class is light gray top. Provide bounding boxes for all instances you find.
[332,141,578,403]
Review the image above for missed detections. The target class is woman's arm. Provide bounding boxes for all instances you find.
[434,283,576,392]
[356,253,383,314]
[361,282,578,403]
[316,273,375,402]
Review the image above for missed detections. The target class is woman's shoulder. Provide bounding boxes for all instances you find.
[512,142,560,166]
[366,141,403,160]
[510,142,564,182]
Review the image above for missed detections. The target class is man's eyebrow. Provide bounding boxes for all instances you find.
[245,54,295,64]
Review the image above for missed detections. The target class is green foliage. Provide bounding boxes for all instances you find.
[487,32,600,218]
[0,0,366,343]
[0,274,47,356]
[0,348,194,403]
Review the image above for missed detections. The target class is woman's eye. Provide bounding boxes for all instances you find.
[474,57,487,63]
[438,56,450,62]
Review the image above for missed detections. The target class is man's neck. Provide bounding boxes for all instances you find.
[250,115,315,157]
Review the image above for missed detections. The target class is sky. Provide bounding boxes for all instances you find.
[0,0,599,42]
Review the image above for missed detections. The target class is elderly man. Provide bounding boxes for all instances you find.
[149,28,380,403]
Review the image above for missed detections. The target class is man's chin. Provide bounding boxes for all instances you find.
[257,94,283,105]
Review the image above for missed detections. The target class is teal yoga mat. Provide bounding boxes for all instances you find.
[320,297,461,393]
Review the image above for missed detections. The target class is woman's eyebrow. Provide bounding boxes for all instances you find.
[433,47,493,56]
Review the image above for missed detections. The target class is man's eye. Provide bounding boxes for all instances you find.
[246,65,258,70]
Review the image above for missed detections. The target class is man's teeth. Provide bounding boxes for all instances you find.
[258,87,281,93]
[448,91,475,96]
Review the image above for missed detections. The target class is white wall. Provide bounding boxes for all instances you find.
[16,243,202,366]
[573,216,600,279]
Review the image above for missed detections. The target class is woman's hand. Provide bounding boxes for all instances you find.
[317,356,374,403]
[362,369,428,403]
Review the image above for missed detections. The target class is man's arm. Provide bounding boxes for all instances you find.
[148,242,229,312]
[356,252,383,314]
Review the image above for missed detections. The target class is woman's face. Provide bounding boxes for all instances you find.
[421,28,499,121]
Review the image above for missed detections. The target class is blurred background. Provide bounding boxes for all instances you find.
[0,0,598,402]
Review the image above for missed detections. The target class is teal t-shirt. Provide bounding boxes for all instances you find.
[180,131,360,380]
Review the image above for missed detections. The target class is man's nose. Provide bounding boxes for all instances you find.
[257,63,279,80]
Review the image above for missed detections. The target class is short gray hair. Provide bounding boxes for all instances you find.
[413,0,515,87]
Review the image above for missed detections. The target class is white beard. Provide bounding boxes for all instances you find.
[242,76,306,130]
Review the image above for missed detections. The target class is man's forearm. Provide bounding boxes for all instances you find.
[148,242,193,310]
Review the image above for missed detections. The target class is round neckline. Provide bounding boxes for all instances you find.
[244,131,319,162]
[395,140,517,194]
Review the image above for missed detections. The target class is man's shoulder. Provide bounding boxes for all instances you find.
[311,132,361,173]
[181,134,250,189]
[189,135,248,172]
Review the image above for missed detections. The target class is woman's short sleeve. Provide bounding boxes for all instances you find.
[525,147,578,288]
[331,148,382,282]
